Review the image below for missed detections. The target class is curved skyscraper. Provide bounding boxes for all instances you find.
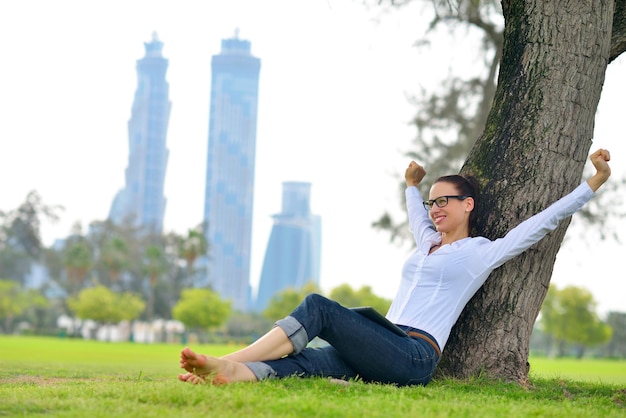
[203,32,261,311]
[255,182,322,312]
[109,32,171,233]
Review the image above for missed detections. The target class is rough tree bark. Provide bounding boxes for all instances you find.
[436,0,626,384]
[611,0,626,61]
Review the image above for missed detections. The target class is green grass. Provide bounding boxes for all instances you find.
[529,357,626,385]
[1,336,624,417]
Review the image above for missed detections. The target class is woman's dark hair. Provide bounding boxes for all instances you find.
[433,174,480,232]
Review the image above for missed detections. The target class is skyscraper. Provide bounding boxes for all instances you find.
[255,182,322,312]
[203,32,261,311]
[109,32,171,234]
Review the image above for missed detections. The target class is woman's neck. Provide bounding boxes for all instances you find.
[440,229,470,246]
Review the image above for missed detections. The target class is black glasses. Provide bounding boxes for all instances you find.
[423,195,469,211]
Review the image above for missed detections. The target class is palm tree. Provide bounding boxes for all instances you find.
[143,244,167,342]
[178,224,208,275]
[62,239,93,295]
[100,237,130,286]
[61,227,94,337]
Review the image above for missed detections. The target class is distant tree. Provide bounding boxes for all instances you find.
[172,288,231,339]
[44,218,210,331]
[0,279,48,333]
[61,223,94,295]
[24,295,64,335]
[0,247,31,287]
[263,282,322,322]
[0,190,63,284]
[225,311,273,343]
[178,224,208,275]
[99,237,130,286]
[143,244,168,324]
[0,280,22,333]
[74,223,203,325]
[42,247,64,286]
[67,285,144,339]
[86,219,144,291]
[329,284,392,314]
[0,190,63,258]
[539,285,611,358]
[114,291,146,322]
[157,230,199,322]
[537,285,562,355]
[528,325,551,357]
[602,312,626,358]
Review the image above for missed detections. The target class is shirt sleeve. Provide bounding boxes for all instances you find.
[480,181,595,269]
[405,186,440,252]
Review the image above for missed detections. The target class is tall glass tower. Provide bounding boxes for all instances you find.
[255,182,322,312]
[109,32,171,234]
[203,32,261,312]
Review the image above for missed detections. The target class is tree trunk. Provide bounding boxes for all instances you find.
[611,0,626,61]
[436,0,615,384]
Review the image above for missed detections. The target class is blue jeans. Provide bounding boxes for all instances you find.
[244,293,440,386]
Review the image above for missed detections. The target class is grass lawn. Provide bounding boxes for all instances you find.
[529,356,626,385]
[1,336,624,417]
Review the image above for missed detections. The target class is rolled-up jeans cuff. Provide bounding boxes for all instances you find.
[244,361,277,381]
[275,315,309,354]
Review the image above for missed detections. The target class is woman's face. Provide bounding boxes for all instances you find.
[428,181,474,233]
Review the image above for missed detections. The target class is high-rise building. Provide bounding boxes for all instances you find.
[203,32,261,311]
[255,182,322,312]
[109,32,171,234]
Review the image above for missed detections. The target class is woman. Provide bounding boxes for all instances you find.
[178,149,611,386]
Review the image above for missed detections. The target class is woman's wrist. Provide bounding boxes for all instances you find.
[587,172,609,192]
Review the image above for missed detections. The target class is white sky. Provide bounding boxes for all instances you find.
[1,1,624,316]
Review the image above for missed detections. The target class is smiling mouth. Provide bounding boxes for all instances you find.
[433,215,445,224]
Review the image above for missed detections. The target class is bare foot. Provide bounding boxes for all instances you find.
[178,347,257,385]
[180,347,208,374]
[178,371,208,385]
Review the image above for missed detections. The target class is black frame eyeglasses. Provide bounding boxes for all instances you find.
[423,195,469,211]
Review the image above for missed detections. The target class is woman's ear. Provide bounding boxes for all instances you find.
[465,197,475,212]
